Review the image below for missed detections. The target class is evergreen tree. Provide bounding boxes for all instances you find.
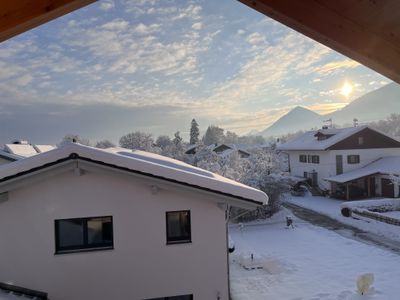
[203,125,224,145]
[189,119,200,145]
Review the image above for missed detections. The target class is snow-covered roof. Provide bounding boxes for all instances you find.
[3,143,56,158]
[4,144,38,157]
[0,144,267,206]
[325,156,400,183]
[33,145,56,153]
[278,126,367,151]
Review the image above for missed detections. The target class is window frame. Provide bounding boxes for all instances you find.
[299,154,307,163]
[54,216,114,254]
[166,210,192,245]
[347,154,360,164]
[311,155,320,164]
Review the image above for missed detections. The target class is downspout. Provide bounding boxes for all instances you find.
[225,204,231,300]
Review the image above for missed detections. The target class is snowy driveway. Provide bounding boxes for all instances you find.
[229,211,400,300]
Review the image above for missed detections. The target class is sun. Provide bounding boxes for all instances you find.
[340,81,353,98]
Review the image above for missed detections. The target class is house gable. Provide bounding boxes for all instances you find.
[213,144,232,153]
[328,127,400,150]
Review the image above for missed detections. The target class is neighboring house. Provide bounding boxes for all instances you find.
[213,144,251,158]
[278,126,400,200]
[0,143,267,300]
[4,140,56,157]
[185,144,251,158]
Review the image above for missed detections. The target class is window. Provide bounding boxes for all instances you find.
[299,155,307,163]
[145,295,193,300]
[55,216,113,254]
[358,136,364,145]
[166,210,191,244]
[347,155,360,164]
[311,155,320,164]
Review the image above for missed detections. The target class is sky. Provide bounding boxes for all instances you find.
[0,0,391,144]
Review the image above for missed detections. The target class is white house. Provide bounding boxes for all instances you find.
[278,126,400,199]
[0,143,267,300]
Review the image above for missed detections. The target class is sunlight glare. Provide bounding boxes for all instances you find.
[340,81,353,98]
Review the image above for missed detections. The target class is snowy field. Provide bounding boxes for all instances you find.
[229,210,400,300]
[284,194,400,242]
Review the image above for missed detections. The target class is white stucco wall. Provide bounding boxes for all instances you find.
[288,148,400,191]
[0,164,229,300]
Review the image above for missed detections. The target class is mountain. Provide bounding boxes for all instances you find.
[261,106,322,137]
[261,83,400,137]
[328,82,400,124]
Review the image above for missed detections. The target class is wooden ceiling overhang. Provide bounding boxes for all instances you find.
[239,0,400,84]
[0,0,96,43]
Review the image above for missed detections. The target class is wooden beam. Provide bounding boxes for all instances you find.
[238,0,400,84]
[0,0,96,43]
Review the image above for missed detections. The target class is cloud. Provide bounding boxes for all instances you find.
[101,19,129,31]
[314,59,360,75]
[133,23,161,34]
[192,22,203,30]
[246,32,265,45]
[15,74,33,86]
[100,0,114,11]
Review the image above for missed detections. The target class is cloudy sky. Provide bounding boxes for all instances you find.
[0,0,390,144]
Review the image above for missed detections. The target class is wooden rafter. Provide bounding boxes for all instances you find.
[238,0,400,84]
[0,0,96,43]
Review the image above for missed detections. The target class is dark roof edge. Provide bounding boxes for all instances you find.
[326,127,400,150]
[0,154,263,206]
[0,282,47,300]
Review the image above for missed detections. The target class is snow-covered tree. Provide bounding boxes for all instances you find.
[172,131,183,146]
[60,134,91,146]
[189,119,200,145]
[203,125,224,145]
[224,131,238,144]
[155,135,172,150]
[119,131,154,151]
[95,139,115,149]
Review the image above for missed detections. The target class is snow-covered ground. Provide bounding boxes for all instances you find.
[230,210,400,300]
[284,194,400,242]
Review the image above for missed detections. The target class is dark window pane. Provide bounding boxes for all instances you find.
[166,211,191,243]
[55,216,113,253]
[87,217,113,245]
[57,219,84,248]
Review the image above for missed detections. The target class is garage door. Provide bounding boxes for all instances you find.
[381,178,395,198]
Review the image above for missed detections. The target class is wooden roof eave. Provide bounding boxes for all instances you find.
[238,0,400,84]
[0,0,96,43]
